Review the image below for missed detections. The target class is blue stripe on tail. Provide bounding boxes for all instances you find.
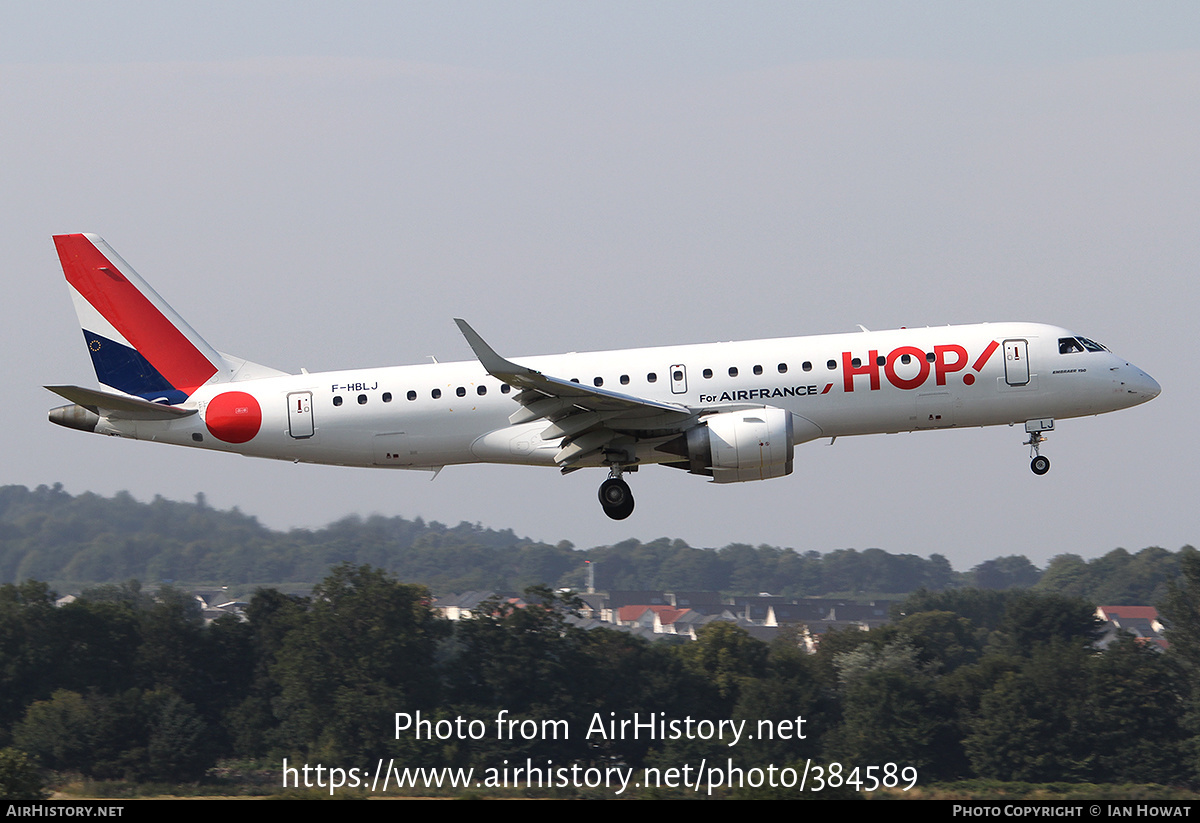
[82,330,188,405]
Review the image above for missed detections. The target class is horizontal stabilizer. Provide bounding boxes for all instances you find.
[45,385,197,420]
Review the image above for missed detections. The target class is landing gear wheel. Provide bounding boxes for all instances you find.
[1030,455,1050,476]
[598,477,635,520]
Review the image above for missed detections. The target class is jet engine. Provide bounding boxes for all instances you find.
[658,408,795,483]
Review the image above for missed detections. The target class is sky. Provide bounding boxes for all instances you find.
[4,2,1197,572]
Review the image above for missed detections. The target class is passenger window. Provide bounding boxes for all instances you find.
[925,352,935,363]
[594,377,603,387]
[647,373,657,383]
[900,354,911,365]
[477,385,487,396]
[802,361,812,372]
[827,360,837,370]
[672,370,683,381]
[753,365,763,375]
[851,357,862,368]
[407,390,417,401]
[620,375,630,385]
[382,392,392,402]
[358,394,367,405]
[432,389,441,399]
[729,367,738,377]
[777,363,787,374]
[456,386,466,397]
[501,384,511,394]
[703,368,713,379]
[333,396,343,407]
[876,356,885,366]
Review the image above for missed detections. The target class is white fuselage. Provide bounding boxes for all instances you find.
[90,322,1160,474]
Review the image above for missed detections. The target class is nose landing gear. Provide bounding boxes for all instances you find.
[598,467,635,520]
[1023,419,1054,476]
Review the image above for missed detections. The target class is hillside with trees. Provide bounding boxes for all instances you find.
[0,484,1192,602]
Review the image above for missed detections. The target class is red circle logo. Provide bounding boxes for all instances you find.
[205,391,262,444]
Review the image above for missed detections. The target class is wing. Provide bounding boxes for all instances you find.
[455,320,698,468]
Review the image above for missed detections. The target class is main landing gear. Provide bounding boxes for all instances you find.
[1023,419,1054,476]
[599,466,635,520]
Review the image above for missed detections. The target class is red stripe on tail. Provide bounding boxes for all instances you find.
[54,234,218,394]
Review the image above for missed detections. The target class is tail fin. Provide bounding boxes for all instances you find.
[53,233,229,404]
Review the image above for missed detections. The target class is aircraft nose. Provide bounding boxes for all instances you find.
[1124,365,1161,402]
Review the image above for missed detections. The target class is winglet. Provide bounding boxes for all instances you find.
[454,319,541,380]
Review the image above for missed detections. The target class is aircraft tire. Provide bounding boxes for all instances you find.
[599,478,635,520]
[1030,455,1050,475]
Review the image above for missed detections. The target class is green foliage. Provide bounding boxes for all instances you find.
[995,590,1102,654]
[12,689,92,773]
[679,623,768,710]
[897,588,1012,631]
[1162,546,1200,671]
[0,522,1194,795]
[824,638,960,777]
[971,555,1041,589]
[964,644,1094,782]
[0,484,966,596]
[1038,547,1186,604]
[1161,547,1200,783]
[13,687,210,782]
[962,638,1192,785]
[270,564,443,763]
[1087,638,1190,785]
[729,632,827,767]
[899,588,1101,656]
[0,747,47,800]
[2,485,1191,607]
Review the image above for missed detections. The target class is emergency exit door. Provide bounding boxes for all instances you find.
[670,364,687,394]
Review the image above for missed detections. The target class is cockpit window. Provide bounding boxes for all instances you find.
[1059,336,1108,354]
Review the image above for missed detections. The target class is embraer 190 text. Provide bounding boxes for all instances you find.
[46,234,1161,520]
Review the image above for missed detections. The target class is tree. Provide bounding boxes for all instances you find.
[964,643,1092,782]
[678,622,768,712]
[996,590,1102,654]
[1161,546,1200,783]
[1162,547,1200,670]
[270,564,443,762]
[0,747,47,800]
[972,555,1041,590]
[826,640,958,777]
[1086,637,1190,784]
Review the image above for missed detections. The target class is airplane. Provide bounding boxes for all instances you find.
[46,233,1161,520]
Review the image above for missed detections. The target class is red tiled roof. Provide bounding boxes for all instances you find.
[654,608,690,626]
[1098,606,1159,621]
[618,604,679,622]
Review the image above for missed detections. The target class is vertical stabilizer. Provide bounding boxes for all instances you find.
[53,233,230,403]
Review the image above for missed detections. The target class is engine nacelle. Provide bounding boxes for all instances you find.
[659,408,795,483]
